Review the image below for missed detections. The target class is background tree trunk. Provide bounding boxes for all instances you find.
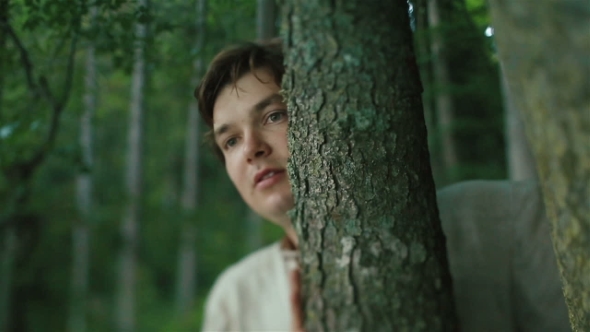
[413,0,444,186]
[427,0,458,183]
[257,0,277,40]
[175,0,207,318]
[501,65,537,181]
[282,0,458,330]
[488,0,590,330]
[0,1,13,330]
[116,1,148,330]
[0,229,15,332]
[69,6,97,332]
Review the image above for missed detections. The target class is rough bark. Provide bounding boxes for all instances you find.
[116,1,148,330]
[488,0,590,330]
[427,0,458,182]
[69,6,97,332]
[501,66,537,181]
[282,1,458,330]
[175,0,207,317]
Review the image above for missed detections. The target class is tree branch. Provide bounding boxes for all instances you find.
[0,21,39,96]
[28,31,79,176]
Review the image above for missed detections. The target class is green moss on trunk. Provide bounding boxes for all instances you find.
[488,0,590,330]
[282,0,458,330]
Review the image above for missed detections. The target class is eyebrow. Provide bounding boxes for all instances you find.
[213,93,284,139]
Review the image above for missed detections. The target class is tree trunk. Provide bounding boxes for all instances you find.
[282,1,458,330]
[0,1,13,330]
[413,0,444,187]
[116,1,148,330]
[0,228,15,332]
[257,0,277,40]
[175,0,207,317]
[501,65,537,181]
[69,6,97,332]
[488,0,590,330]
[427,0,458,183]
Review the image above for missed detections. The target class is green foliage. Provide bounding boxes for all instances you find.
[415,0,506,185]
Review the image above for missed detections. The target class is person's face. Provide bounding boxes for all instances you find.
[213,68,295,232]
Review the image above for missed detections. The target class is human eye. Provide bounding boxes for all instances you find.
[224,137,238,149]
[266,110,287,124]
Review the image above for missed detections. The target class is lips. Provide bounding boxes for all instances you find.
[254,168,285,187]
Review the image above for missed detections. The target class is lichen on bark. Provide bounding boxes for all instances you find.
[281,0,458,330]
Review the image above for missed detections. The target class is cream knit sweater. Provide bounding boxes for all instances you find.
[202,180,570,332]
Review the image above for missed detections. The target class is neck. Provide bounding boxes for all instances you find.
[281,229,298,250]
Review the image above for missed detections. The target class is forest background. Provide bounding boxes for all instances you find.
[0,0,537,330]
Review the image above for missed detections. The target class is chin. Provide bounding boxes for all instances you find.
[259,193,294,221]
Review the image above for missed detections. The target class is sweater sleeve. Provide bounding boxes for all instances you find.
[437,180,515,332]
[437,180,570,332]
[509,181,571,332]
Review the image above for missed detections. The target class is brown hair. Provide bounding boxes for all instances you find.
[195,39,285,161]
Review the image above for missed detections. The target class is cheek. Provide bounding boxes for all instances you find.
[226,160,245,190]
[274,125,290,156]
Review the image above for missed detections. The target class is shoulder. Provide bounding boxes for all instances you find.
[436,179,540,221]
[207,242,282,303]
[436,180,543,330]
[202,242,282,330]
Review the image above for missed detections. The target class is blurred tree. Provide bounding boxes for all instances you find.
[501,65,537,181]
[69,4,98,332]
[116,0,149,330]
[489,0,590,329]
[0,0,81,329]
[445,0,504,181]
[413,0,505,186]
[413,0,445,185]
[427,0,458,183]
[257,0,277,40]
[0,0,11,328]
[283,0,457,330]
[176,0,207,320]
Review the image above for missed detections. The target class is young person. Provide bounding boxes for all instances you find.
[195,41,570,331]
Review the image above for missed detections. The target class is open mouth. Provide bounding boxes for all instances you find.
[255,169,285,188]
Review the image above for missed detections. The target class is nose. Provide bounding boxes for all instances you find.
[243,131,271,162]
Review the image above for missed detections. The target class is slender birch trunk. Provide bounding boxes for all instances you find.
[116,1,148,330]
[175,0,207,318]
[413,0,444,186]
[257,0,277,40]
[0,1,13,330]
[68,7,97,332]
[427,0,458,182]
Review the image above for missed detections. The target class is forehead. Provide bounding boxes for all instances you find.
[212,69,281,125]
